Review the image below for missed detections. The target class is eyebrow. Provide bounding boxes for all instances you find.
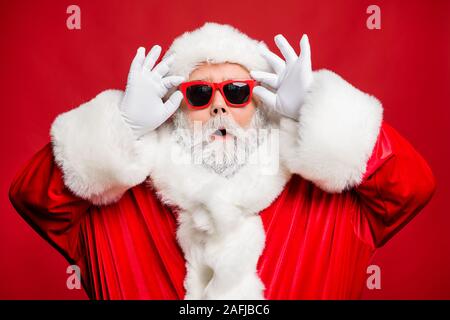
[192,77,251,81]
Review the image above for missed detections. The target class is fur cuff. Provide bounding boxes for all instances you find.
[50,90,154,205]
[281,69,383,193]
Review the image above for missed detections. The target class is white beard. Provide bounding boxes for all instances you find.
[171,108,268,178]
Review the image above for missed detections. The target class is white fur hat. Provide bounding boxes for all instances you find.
[164,22,272,78]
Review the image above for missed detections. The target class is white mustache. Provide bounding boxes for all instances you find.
[172,108,268,151]
[199,114,246,142]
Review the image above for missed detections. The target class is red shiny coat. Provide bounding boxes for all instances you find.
[9,122,435,299]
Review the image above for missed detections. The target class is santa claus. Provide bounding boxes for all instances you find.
[9,23,435,300]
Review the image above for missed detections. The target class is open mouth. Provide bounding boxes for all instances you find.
[211,127,230,140]
[214,128,227,136]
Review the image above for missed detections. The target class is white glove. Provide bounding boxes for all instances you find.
[120,45,185,138]
[251,34,313,120]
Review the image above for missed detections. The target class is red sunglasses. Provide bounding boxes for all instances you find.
[179,79,256,109]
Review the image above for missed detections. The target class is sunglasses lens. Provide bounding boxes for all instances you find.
[223,82,251,105]
[186,85,213,107]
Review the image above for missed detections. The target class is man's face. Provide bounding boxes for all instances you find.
[180,62,258,130]
[172,62,267,178]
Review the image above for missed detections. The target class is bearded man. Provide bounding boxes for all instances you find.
[9,23,435,300]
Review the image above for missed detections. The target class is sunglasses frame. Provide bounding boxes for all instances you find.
[179,79,256,110]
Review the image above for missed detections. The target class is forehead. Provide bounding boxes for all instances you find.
[188,62,251,81]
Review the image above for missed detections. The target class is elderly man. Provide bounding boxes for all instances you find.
[9,23,435,300]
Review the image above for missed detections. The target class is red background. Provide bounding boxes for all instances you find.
[0,0,449,299]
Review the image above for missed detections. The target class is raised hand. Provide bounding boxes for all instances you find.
[251,34,313,120]
[120,45,185,138]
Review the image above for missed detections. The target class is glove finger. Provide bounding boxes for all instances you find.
[250,70,279,89]
[162,76,185,90]
[258,44,285,75]
[253,86,277,110]
[154,55,175,77]
[158,76,185,97]
[130,47,145,71]
[143,45,162,71]
[299,34,312,70]
[274,34,298,65]
[163,90,184,118]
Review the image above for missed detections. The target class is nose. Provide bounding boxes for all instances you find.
[210,90,228,116]
[211,105,227,116]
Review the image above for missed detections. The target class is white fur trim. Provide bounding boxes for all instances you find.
[50,90,155,205]
[164,22,272,78]
[280,69,383,193]
[149,124,291,299]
